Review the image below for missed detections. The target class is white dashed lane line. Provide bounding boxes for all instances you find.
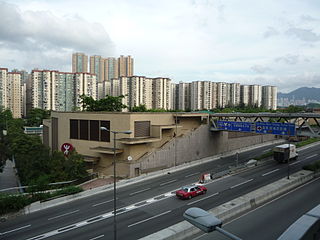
[129,188,151,196]
[262,168,280,177]
[127,210,172,228]
[159,179,177,186]
[290,160,301,166]
[230,179,254,189]
[0,224,31,235]
[306,154,318,159]
[187,192,219,205]
[185,172,200,178]
[92,199,117,207]
[89,234,104,240]
[48,210,80,220]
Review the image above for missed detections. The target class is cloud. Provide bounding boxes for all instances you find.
[275,54,300,65]
[273,74,320,93]
[300,14,318,23]
[0,1,115,71]
[286,27,320,42]
[263,27,279,38]
[251,65,271,74]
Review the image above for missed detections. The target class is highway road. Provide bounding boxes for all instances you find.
[1,142,319,240]
[193,174,320,240]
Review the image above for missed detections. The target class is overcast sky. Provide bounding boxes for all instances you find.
[1,0,320,92]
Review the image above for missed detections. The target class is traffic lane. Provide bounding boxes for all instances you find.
[43,166,297,240]
[0,193,117,239]
[15,158,317,240]
[24,168,287,240]
[3,142,319,239]
[0,155,302,240]
[26,196,188,240]
[196,177,320,240]
[15,174,249,240]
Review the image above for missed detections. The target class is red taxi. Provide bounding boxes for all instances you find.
[175,185,207,200]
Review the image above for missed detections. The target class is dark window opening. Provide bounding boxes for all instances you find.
[90,120,99,141]
[100,121,110,142]
[80,120,89,140]
[70,119,78,139]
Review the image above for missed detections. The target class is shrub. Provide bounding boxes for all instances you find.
[296,138,320,148]
[254,151,273,161]
[0,194,31,214]
[53,186,83,196]
[0,186,83,215]
[303,160,320,172]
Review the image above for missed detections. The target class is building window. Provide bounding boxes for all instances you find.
[70,119,78,139]
[80,120,89,140]
[134,121,150,137]
[100,121,110,142]
[70,119,110,142]
[90,120,99,141]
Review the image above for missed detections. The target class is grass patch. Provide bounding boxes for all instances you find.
[296,138,320,148]
[254,151,273,161]
[303,160,320,172]
[0,185,83,215]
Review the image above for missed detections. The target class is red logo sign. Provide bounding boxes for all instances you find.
[61,143,73,156]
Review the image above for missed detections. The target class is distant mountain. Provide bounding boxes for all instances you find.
[278,87,320,101]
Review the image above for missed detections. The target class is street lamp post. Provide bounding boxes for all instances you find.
[100,127,131,240]
[183,207,242,240]
[287,141,290,179]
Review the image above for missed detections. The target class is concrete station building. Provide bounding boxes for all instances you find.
[43,112,275,178]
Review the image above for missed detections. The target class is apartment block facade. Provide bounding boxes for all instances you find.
[152,77,171,110]
[262,86,277,110]
[0,68,23,118]
[31,70,97,111]
[90,55,105,83]
[0,68,8,109]
[74,53,133,85]
[72,53,88,73]
[173,81,277,111]
[7,72,22,118]
[177,82,191,111]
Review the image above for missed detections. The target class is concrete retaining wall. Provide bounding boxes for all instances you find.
[137,124,275,173]
[140,170,314,240]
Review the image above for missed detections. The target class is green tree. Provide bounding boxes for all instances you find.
[0,108,14,172]
[9,133,51,184]
[131,104,148,112]
[80,95,127,112]
[49,150,87,181]
[282,105,305,113]
[25,108,51,127]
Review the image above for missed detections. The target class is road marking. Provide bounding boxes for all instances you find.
[48,210,79,220]
[129,188,151,196]
[306,154,318,159]
[230,179,253,189]
[92,199,116,207]
[89,235,104,240]
[290,160,301,166]
[262,168,280,177]
[263,149,270,153]
[160,179,177,186]
[127,210,171,227]
[185,172,200,178]
[0,224,31,235]
[187,192,219,205]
